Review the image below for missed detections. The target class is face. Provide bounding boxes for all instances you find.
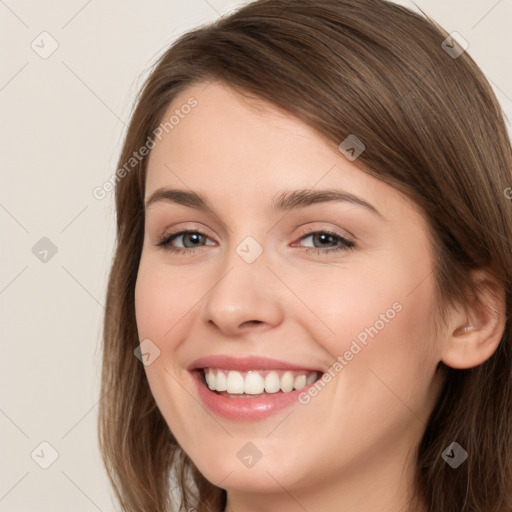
[135,80,444,501]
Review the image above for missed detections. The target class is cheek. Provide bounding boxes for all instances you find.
[133,259,200,435]
[134,256,202,341]
[290,257,439,384]
[303,274,439,454]
[134,268,166,340]
[287,258,419,339]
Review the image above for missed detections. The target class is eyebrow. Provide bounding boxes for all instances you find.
[145,187,383,218]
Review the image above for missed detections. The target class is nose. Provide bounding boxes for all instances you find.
[200,245,285,337]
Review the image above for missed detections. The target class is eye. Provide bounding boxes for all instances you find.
[292,230,355,254]
[156,230,215,255]
[155,229,355,255]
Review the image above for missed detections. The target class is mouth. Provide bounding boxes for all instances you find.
[188,355,325,420]
[199,368,321,398]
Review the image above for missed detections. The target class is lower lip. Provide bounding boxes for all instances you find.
[191,370,315,421]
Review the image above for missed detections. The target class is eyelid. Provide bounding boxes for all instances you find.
[293,224,355,244]
[156,228,215,248]
[156,221,216,240]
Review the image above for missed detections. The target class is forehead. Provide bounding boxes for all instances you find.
[147,80,336,179]
[144,80,419,221]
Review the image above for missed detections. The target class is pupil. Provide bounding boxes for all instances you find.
[187,233,201,246]
[317,233,333,246]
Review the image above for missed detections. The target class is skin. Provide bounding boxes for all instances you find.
[134,80,505,512]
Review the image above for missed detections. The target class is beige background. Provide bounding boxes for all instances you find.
[1,0,511,510]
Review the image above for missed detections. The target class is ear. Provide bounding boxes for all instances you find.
[440,268,507,369]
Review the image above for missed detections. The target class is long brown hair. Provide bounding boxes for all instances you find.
[98,1,512,510]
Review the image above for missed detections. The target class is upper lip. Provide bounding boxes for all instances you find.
[188,355,323,372]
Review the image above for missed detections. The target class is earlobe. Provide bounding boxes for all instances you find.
[440,269,506,370]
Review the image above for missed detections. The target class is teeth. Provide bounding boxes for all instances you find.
[294,374,307,390]
[206,369,214,388]
[204,368,319,395]
[306,373,317,385]
[265,371,281,393]
[216,371,227,391]
[280,371,294,392]
[245,371,265,394]
[226,371,244,393]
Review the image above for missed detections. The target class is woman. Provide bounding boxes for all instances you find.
[98,1,512,511]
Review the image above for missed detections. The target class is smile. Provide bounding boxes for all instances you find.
[203,368,319,396]
[188,355,324,420]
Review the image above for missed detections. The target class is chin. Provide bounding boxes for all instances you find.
[187,445,300,493]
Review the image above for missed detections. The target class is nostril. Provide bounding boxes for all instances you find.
[241,320,263,327]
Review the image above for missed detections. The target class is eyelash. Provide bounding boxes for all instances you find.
[156,229,356,255]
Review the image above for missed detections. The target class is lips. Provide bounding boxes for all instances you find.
[188,354,323,373]
[188,355,324,420]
